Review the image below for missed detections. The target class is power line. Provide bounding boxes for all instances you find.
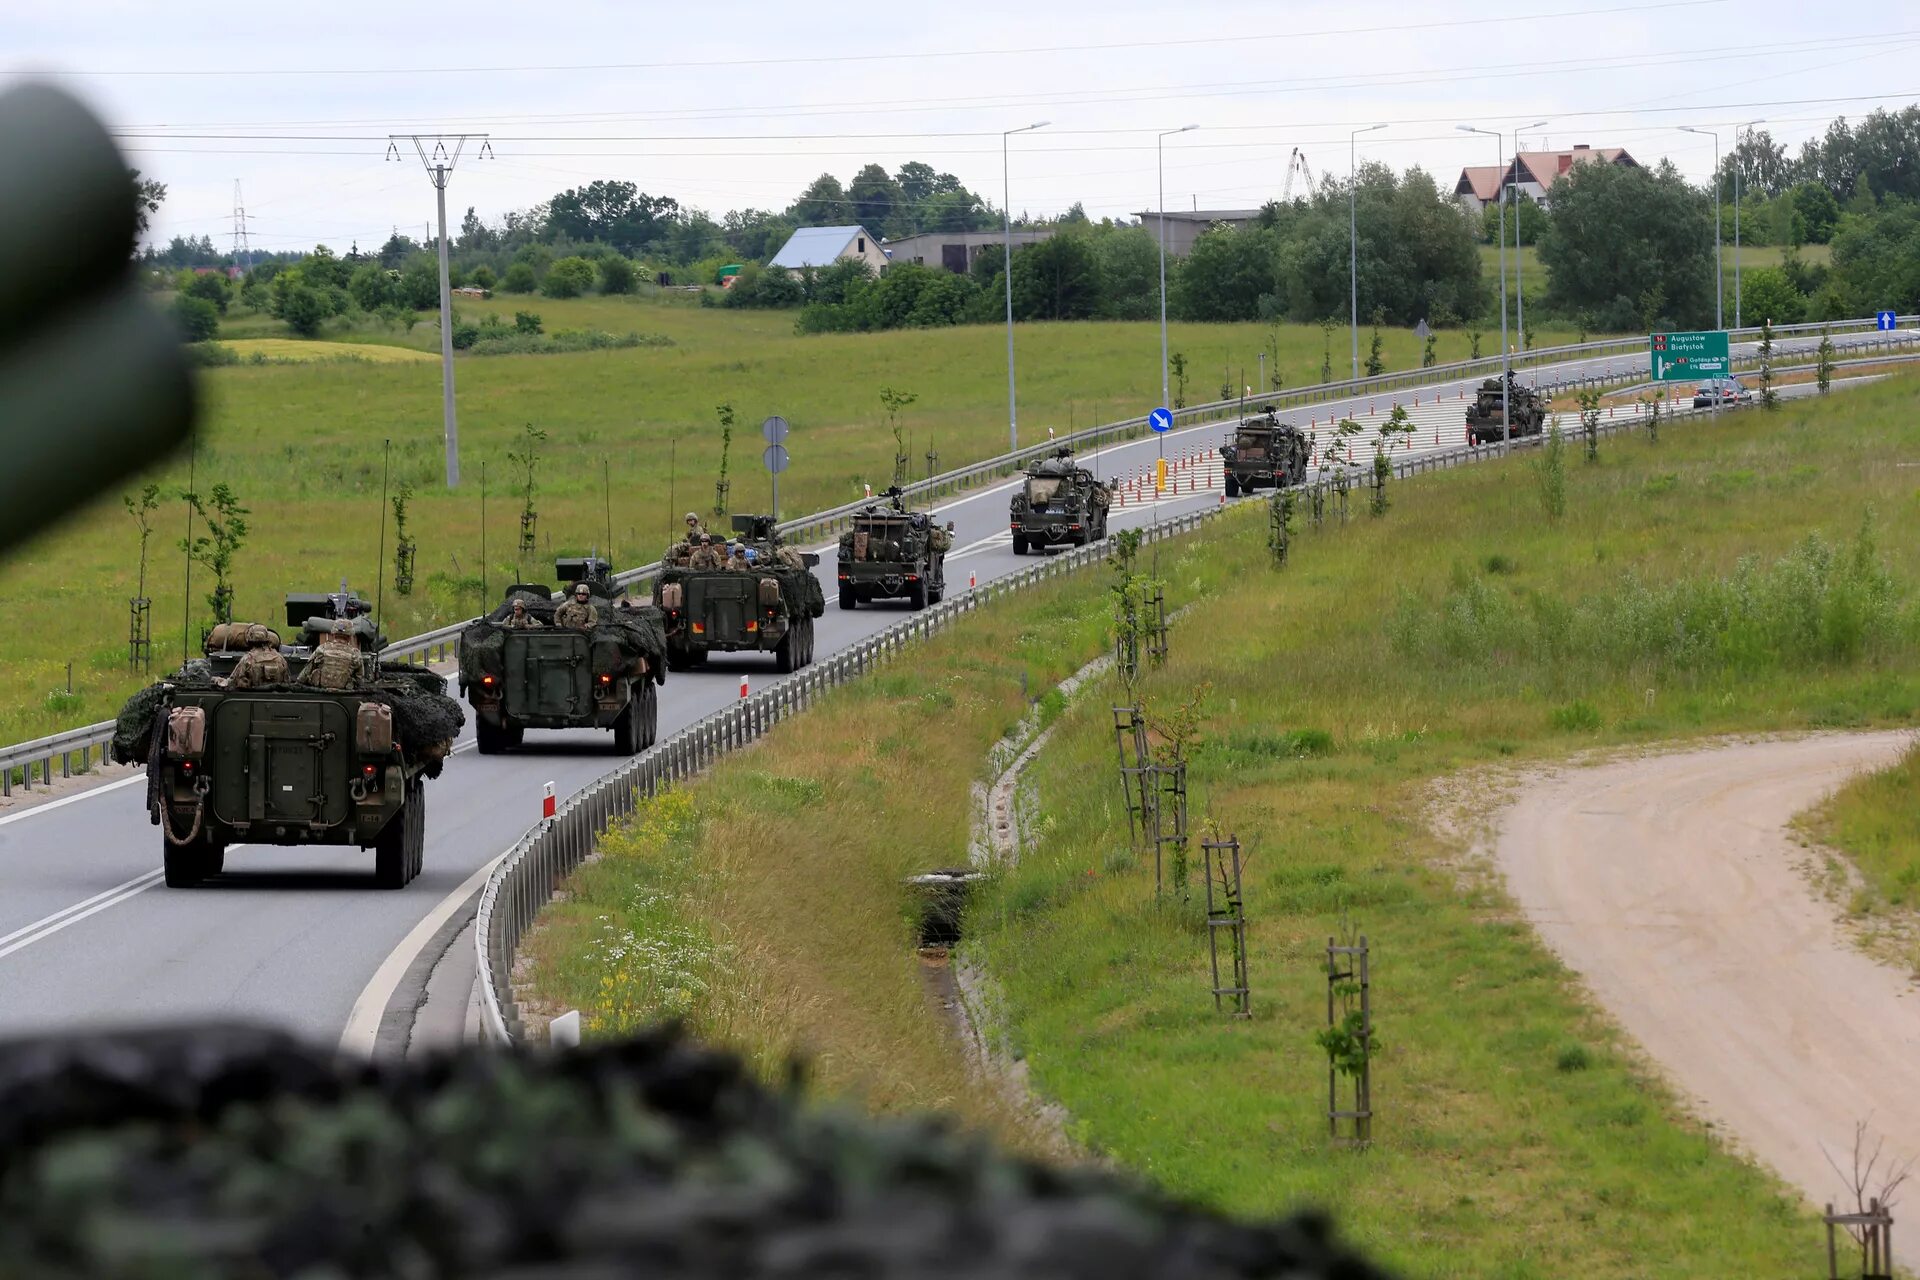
[54,0,1730,77]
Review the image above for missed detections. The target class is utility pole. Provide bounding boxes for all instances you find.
[1349,124,1384,379]
[389,133,492,488]
[230,180,251,272]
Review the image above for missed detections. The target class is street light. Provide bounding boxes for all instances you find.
[1458,124,1513,454]
[1735,118,1765,328]
[1003,120,1049,454]
[1158,125,1199,412]
[1678,125,1723,330]
[1509,120,1546,358]
[1348,124,1385,380]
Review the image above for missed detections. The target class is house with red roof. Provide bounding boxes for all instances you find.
[1454,144,1638,213]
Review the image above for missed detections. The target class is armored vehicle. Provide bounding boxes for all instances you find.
[1009,447,1111,554]
[1219,407,1311,497]
[110,593,465,891]
[1465,373,1550,446]
[458,557,668,756]
[654,515,825,672]
[836,487,953,610]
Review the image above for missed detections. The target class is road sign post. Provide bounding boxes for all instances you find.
[1878,310,1898,331]
[1149,405,1173,481]
[1648,330,1730,382]
[761,416,789,520]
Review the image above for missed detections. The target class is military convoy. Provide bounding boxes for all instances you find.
[1009,447,1111,554]
[1464,373,1550,446]
[458,557,668,756]
[1219,407,1312,497]
[655,515,825,672]
[837,487,953,610]
[111,591,464,891]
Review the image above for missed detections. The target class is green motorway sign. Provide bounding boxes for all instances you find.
[1649,330,1730,381]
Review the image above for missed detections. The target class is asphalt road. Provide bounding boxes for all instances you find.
[0,331,1894,1045]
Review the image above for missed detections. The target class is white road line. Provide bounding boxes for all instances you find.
[0,772,147,829]
[0,869,164,961]
[337,851,506,1057]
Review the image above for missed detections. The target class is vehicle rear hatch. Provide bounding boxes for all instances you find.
[211,696,351,829]
[689,574,757,645]
[505,630,591,717]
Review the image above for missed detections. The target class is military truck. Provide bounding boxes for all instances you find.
[111,593,465,891]
[1465,373,1550,446]
[836,487,953,610]
[1219,407,1312,497]
[654,515,825,672]
[1009,447,1111,554]
[458,557,668,756]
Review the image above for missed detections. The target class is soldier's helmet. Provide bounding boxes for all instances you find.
[246,623,272,647]
[510,598,527,612]
[331,619,352,636]
[684,511,700,525]
[572,582,591,599]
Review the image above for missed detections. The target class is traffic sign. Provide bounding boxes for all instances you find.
[761,414,789,445]
[1149,407,1173,433]
[1649,330,1730,381]
[1878,310,1899,331]
[762,444,789,474]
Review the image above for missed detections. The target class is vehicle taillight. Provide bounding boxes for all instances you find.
[481,674,495,687]
[746,619,758,632]
[362,764,376,777]
[692,621,705,635]
[180,760,194,774]
[598,673,613,685]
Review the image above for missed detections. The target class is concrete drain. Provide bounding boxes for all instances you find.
[907,870,984,949]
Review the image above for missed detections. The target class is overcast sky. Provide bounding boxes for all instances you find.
[7,0,1918,253]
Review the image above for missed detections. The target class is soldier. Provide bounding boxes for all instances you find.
[689,534,722,571]
[501,598,544,629]
[683,510,707,541]
[228,624,290,689]
[297,619,367,690]
[555,582,599,630]
[727,543,750,572]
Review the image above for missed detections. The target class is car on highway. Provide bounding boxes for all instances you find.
[1692,377,1754,408]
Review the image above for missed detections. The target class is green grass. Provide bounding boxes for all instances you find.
[0,298,1595,745]
[1801,740,1920,915]
[519,370,1920,1275]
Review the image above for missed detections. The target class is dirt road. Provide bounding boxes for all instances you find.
[1494,732,1920,1252]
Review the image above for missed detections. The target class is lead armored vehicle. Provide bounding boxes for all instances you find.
[1464,373,1550,446]
[111,591,464,891]
[458,557,668,755]
[1219,406,1311,497]
[654,515,824,672]
[837,487,952,610]
[1009,447,1110,554]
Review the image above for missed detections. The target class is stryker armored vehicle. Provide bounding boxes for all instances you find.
[1009,447,1111,554]
[1219,406,1312,497]
[1464,372,1550,446]
[458,557,668,756]
[654,515,825,672]
[110,591,464,891]
[836,486,953,610]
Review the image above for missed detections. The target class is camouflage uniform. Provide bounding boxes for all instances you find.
[683,512,707,542]
[555,590,599,630]
[297,628,367,690]
[501,603,544,629]
[727,549,750,572]
[689,538,724,572]
[229,626,290,689]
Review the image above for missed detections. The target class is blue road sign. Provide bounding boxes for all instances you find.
[1149,407,1173,433]
[1878,310,1899,331]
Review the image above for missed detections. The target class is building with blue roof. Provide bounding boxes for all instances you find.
[767,225,891,274]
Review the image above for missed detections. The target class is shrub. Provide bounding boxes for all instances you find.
[181,341,240,367]
[500,262,537,294]
[1555,1043,1593,1072]
[183,271,231,314]
[469,265,496,290]
[170,294,220,342]
[598,255,638,295]
[467,328,672,356]
[399,257,441,310]
[280,284,329,337]
[514,310,543,335]
[1550,700,1603,732]
[542,256,596,298]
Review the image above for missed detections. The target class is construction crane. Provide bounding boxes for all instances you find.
[1282,148,1316,202]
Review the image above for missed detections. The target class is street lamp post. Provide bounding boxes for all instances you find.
[1158,126,1199,413]
[1734,117,1765,329]
[1349,123,1384,380]
[1458,125,1513,454]
[1679,125,1723,330]
[1003,120,1049,454]
[1510,120,1546,359]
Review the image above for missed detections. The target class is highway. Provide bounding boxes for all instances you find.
[0,330,1894,1049]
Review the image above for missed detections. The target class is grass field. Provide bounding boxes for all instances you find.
[215,338,438,364]
[518,371,1920,1276]
[1801,740,1920,929]
[0,296,1594,746]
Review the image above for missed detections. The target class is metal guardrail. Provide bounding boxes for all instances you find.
[6,314,1911,798]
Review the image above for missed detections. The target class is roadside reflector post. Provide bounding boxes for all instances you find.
[1156,458,1166,493]
[969,569,976,589]
[542,780,556,821]
[550,1009,581,1048]
[739,674,749,700]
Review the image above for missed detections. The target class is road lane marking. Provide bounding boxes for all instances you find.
[0,772,147,829]
[0,869,164,961]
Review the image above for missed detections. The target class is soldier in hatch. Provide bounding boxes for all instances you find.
[297,619,368,690]
[555,582,599,630]
[689,534,724,571]
[227,624,290,689]
[727,543,750,572]
[501,598,544,629]
[684,511,707,541]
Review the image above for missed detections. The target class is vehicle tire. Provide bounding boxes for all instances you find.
[612,692,638,754]
[1224,474,1240,498]
[775,625,798,674]
[162,832,219,888]
[840,584,857,610]
[475,715,505,755]
[909,579,928,610]
[374,780,419,889]
[802,617,816,666]
[406,782,426,881]
[1011,534,1028,556]
[640,680,659,748]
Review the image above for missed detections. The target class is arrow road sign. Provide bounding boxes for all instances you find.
[1879,310,1899,331]
[1149,407,1173,433]
[761,414,789,445]
[1649,330,1730,381]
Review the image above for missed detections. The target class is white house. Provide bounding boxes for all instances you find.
[767,225,890,273]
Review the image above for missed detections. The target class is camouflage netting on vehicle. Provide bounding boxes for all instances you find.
[109,667,215,765]
[459,599,669,688]
[0,1023,1391,1280]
